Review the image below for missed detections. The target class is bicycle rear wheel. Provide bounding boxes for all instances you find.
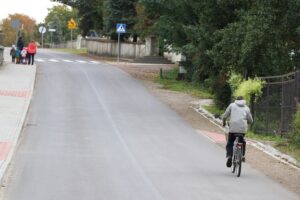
[231,156,236,173]
[235,151,242,177]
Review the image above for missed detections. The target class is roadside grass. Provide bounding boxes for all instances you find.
[247,131,300,161]
[155,68,213,99]
[53,48,87,54]
[276,141,300,162]
[202,104,225,116]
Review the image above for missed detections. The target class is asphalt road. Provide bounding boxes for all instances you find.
[2,49,298,200]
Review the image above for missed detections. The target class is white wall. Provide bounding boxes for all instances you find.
[163,52,185,63]
[86,38,148,59]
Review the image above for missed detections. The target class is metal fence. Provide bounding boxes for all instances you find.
[253,71,300,135]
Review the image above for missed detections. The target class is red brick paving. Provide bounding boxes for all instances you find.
[0,142,12,160]
[0,90,29,98]
[202,131,227,144]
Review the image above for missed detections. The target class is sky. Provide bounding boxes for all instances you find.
[0,0,61,23]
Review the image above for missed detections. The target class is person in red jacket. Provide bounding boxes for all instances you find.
[27,41,37,65]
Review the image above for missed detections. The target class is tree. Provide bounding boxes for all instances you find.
[212,0,300,77]
[52,0,104,36]
[103,0,138,40]
[44,5,79,43]
[0,14,37,46]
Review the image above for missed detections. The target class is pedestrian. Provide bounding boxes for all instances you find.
[21,47,27,64]
[17,36,24,52]
[27,40,37,65]
[10,45,16,63]
[222,96,253,167]
[15,48,21,64]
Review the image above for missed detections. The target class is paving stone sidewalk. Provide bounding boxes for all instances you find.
[0,48,36,182]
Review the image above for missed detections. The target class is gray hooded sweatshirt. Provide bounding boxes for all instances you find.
[222,100,253,133]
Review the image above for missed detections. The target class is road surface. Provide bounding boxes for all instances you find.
[2,49,298,200]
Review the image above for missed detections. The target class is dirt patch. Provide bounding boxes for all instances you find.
[85,55,300,196]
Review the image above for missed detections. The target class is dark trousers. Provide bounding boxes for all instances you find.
[27,53,35,65]
[226,132,246,158]
[12,56,15,63]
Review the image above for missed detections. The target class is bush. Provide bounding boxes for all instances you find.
[234,78,264,104]
[292,105,300,146]
[203,77,214,92]
[294,104,300,130]
[228,73,243,93]
[213,75,232,109]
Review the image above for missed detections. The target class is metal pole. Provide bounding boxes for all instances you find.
[71,29,73,49]
[51,32,53,48]
[15,29,18,45]
[117,32,120,62]
[42,33,44,48]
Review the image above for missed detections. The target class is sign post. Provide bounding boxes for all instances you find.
[11,19,20,44]
[68,19,77,49]
[116,23,126,62]
[38,26,47,48]
[48,29,56,48]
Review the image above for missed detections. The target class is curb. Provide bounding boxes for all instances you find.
[192,105,300,171]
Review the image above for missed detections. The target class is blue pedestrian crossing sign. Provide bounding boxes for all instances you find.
[116,24,126,33]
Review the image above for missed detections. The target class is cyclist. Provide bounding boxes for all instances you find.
[222,96,253,167]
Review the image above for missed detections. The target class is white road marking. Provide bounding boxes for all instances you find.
[35,59,45,62]
[76,60,87,63]
[48,59,59,62]
[63,59,73,63]
[89,61,99,64]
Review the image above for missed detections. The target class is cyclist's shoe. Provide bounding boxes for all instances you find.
[226,157,232,167]
[242,156,245,162]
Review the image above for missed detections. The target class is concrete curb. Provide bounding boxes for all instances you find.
[192,105,300,171]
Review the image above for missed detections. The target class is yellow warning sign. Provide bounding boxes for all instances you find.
[68,18,77,29]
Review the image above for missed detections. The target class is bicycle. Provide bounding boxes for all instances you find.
[230,133,245,177]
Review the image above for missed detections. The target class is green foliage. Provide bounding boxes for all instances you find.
[53,48,87,54]
[103,0,137,40]
[228,73,243,93]
[234,78,264,104]
[45,5,79,43]
[156,69,213,99]
[53,0,300,106]
[294,104,300,130]
[212,75,232,109]
[202,105,225,116]
[52,0,104,36]
[291,104,300,148]
[203,78,214,92]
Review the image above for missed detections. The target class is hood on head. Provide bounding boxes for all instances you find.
[235,99,246,107]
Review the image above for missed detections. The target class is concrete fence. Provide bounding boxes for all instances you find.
[86,38,148,59]
[51,38,86,49]
[51,36,160,60]
[163,52,185,63]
